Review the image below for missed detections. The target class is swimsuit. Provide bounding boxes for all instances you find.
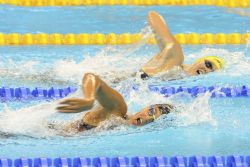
[140,70,149,79]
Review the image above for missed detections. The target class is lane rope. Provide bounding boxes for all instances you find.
[0,85,249,101]
[0,155,249,167]
[0,0,249,7]
[0,33,249,45]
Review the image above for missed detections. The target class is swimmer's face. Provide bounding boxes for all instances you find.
[128,106,161,126]
[187,60,217,76]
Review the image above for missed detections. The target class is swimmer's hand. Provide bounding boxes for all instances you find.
[56,98,94,113]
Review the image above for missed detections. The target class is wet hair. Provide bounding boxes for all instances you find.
[155,104,174,115]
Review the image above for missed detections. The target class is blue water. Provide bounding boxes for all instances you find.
[0,5,250,159]
[0,5,249,34]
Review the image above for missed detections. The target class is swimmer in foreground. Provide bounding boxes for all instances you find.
[56,73,173,133]
[140,11,224,79]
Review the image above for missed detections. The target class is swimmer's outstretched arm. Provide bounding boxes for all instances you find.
[56,73,97,113]
[142,11,184,76]
[56,73,127,118]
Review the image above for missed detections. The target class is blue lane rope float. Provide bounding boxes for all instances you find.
[112,157,129,167]
[34,158,52,167]
[0,87,77,101]
[14,158,32,167]
[54,158,71,167]
[73,158,91,167]
[0,86,250,101]
[0,155,249,167]
[149,85,250,98]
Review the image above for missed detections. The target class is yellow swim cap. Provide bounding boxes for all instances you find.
[196,56,224,70]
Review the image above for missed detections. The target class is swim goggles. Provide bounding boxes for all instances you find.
[196,56,224,70]
[136,105,156,125]
[149,105,156,120]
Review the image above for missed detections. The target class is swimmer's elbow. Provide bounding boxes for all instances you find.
[172,45,184,66]
[179,53,184,65]
[177,44,184,59]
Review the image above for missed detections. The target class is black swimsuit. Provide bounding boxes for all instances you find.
[140,71,149,79]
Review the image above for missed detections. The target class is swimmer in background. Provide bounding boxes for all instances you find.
[139,11,224,79]
[56,73,173,134]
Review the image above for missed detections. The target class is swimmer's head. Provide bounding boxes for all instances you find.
[185,56,224,76]
[128,104,173,126]
[196,56,224,70]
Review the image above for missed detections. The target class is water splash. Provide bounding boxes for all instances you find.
[0,26,153,86]
[52,26,153,84]
[169,92,216,127]
[0,100,58,137]
[0,82,215,138]
[0,58,72,86]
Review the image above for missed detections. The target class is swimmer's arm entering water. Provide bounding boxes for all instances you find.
[56,73,98,113]
[56,73,174,132]
[56,73,127,126]
[141,11,184,76]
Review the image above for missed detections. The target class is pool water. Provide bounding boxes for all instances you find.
[0,5,250,158]
[0,5,249,34]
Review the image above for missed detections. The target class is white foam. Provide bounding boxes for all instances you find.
[0,101,56,137]
[169,92,216,127]
[52,27,153,84]
[1,47,248,86]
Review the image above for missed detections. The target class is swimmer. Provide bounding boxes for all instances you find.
[140,11,224,79]
[56,73,173,133]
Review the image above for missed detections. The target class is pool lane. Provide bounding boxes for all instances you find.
[0,5,249,34]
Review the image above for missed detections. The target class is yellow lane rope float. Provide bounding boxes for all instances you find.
[0,0,249,7]
[0,33,249,45]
